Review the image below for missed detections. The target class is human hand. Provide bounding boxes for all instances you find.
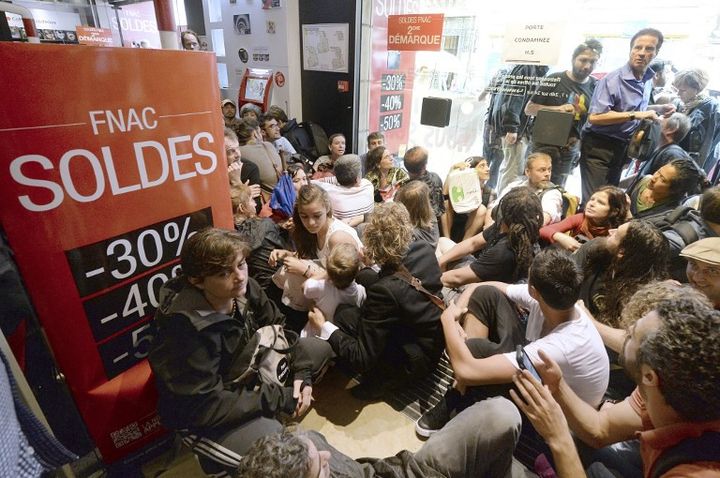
[268,249,293,268]
[510,370,570,443]
[560,103,576,113]
[252,127,264,144]
[552,233,581,252]
[228,161,242,173]
[308,307,326,329]
[658,103,676,117]
[534,349,563,395]
[245,180,262,198]
[638,110,659,122]
[441,300,466,325]
[293,379,313,418]
[283,256,309,276]
[504,132,518,145]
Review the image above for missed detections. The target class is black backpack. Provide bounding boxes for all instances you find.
[651,205,702,246]
[283,121,330,161]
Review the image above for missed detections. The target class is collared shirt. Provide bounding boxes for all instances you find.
[628,388,720,477]
[585,63,655,141]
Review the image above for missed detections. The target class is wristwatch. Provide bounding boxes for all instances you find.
[628,113,636,121]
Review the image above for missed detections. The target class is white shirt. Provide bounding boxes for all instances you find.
[301,279,366,338]
[502,284,609,407]
[493,178,563,224]
[312,177,374,220]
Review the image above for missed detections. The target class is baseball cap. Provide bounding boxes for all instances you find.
[680,238,720,266]
[221,99,236,107]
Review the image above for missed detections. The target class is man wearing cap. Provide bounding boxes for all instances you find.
[221,99,242,130]
[312,155,374,227]
[681,237,720,308]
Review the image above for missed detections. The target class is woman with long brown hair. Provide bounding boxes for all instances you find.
[540,185,628,251]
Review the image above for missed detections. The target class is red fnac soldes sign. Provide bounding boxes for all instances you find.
[387,13,444,51]
[0,44,233,463]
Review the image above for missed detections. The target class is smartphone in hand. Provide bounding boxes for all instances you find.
[516,345,542,383]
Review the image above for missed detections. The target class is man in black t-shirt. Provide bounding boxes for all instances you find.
[525,40,603,187]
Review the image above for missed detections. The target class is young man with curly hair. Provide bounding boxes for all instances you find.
[512,293,720,477]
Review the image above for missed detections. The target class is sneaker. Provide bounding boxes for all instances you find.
[415,397,453,437]
[416,388,465,438]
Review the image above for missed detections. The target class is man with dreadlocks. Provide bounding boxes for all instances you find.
[439,186,543,288]
[416,247,609,437]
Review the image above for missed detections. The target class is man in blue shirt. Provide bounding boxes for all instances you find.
[580,28,675,203]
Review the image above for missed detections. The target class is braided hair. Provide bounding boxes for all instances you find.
[498,187,542,280]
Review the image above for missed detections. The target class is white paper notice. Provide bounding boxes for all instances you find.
[502,22,563,65]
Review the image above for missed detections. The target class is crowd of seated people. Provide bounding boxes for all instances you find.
[147,58,720,476]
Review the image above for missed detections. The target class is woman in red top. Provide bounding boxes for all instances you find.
[540,185,628,251]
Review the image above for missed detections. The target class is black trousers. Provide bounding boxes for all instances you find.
[580,131,629,204]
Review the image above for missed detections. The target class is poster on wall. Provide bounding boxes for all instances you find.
[234,14,251,34]
[0,43,232,463]
[302,23,349,73]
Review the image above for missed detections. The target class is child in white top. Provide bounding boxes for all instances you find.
[301,243,366,337]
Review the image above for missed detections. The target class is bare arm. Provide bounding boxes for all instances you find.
[438,232,487,270]
[525,100,575,117]
[588,109,657,126]
[441,266,480,288]
[536,350,642,448]
[343,215,365,227]
[578,301,625,353]
[327,229,359,250]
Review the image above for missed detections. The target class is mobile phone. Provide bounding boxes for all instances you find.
[516,345,542,383]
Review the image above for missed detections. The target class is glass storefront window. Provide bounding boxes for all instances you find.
[365,0,720,181]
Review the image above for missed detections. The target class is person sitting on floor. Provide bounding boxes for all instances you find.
[307,202,445,400]
[511,293,720,478]
[539,185,628,251]
[438,186,542,289]
[403,146,445,228]
[148,228,319,476]
[486,152,563,228]
[627,157,705,221]
[237,397,524,478]
[575,219,669,327]
[312,154,374,227]
[395,181,440,249]
[364,145,409,202]
[415,248,609,437]
[441,156,496,241]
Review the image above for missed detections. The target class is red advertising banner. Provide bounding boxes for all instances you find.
[76,26,114,46]
[369,10,417,154]
[0,44,232,463]
[387,13,444,51]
